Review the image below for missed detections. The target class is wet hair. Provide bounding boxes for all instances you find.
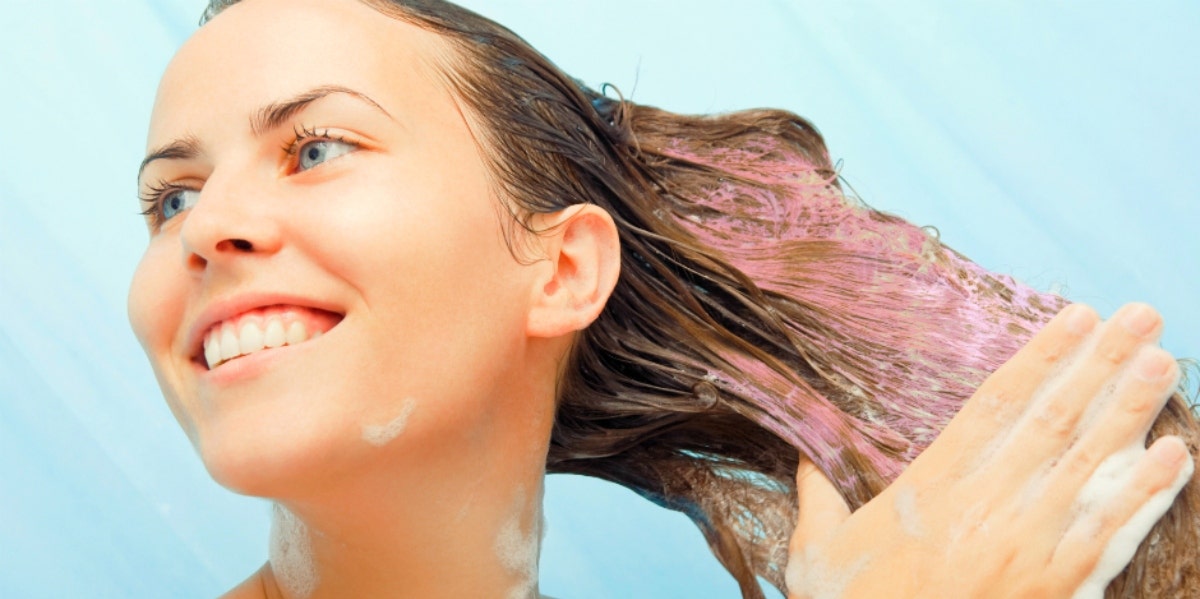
[202,1,1200,596]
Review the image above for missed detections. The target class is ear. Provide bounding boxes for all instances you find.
[525,203,621,339]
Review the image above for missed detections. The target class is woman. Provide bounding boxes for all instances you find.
[129,0,1198,597]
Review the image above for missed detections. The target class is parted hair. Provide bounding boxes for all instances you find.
[202,1,1200,596]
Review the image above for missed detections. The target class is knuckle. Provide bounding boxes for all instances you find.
[1034,341,1068,364]
[1036,404,1078,440]
[1059,446,1100,480]
[1096,337,1134,366]
[1118,385,1158,417]
[1047,418,1076,441]
[1094,507,1126,535]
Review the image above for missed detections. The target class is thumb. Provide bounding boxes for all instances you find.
[791,457,852,552]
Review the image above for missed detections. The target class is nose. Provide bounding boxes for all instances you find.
[179,175,283,272]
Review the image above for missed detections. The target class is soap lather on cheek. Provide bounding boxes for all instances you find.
[361,398,418,446]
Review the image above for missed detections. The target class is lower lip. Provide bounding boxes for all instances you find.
[195,329,332,386]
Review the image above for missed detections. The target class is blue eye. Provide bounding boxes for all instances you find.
[160,188,200,221]
[297,139,355,171]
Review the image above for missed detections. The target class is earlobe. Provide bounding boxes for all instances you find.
[525,204,621,339]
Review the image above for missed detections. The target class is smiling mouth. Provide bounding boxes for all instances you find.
[200,305,343,370]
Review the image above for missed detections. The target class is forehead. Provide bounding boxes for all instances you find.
[148,0,452,147]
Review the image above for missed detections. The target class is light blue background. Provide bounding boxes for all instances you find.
[1,1,1196,597]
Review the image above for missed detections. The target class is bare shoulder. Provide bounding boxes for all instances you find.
[218,563,270,599]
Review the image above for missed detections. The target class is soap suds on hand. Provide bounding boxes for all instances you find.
[893,485,925,538]
[362,398,417,446]
[269,503,318,599]
[1066,357,1189,598]
[1070,443,1194,599]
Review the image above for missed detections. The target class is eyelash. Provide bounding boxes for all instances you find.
[139,125,360,228]
[138,179,190,224]
[283,124,355,159]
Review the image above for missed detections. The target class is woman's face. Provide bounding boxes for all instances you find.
[129,0,548,495]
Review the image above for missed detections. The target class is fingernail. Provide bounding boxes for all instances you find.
[1134,347,1173,381]
[1118,303,1157,336]
[1063,304,1097,335]
[1149,438,1186,467]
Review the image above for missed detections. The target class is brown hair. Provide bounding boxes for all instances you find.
[202,1,1200,596]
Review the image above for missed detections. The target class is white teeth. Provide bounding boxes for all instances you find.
[239,321,265,355]
[286,321,308,346]
[203,315,324,370]
[219,325,240,364]
[264,319,286,348]
[205,335,220,371]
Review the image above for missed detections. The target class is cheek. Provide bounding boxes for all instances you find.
[128,245,164,346]
[316,173,531,400]
[128,241,201,438]
[127,241,190,397]
[313,163,521,306]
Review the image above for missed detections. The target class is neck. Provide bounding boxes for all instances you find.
[247,336,570,599]
[261,458,546,599]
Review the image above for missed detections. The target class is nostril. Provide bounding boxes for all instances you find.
[210,238,255,252]
[186,253,207,270]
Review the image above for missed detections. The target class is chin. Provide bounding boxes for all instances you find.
[194,406,358,499]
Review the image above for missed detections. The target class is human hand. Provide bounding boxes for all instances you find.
[785,303,1195,599]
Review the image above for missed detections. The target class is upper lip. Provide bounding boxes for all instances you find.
[185,292,345,364]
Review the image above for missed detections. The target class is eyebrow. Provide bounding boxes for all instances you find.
[138,85,394,182]
[138,134,202,182]
[250,85,393,136]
